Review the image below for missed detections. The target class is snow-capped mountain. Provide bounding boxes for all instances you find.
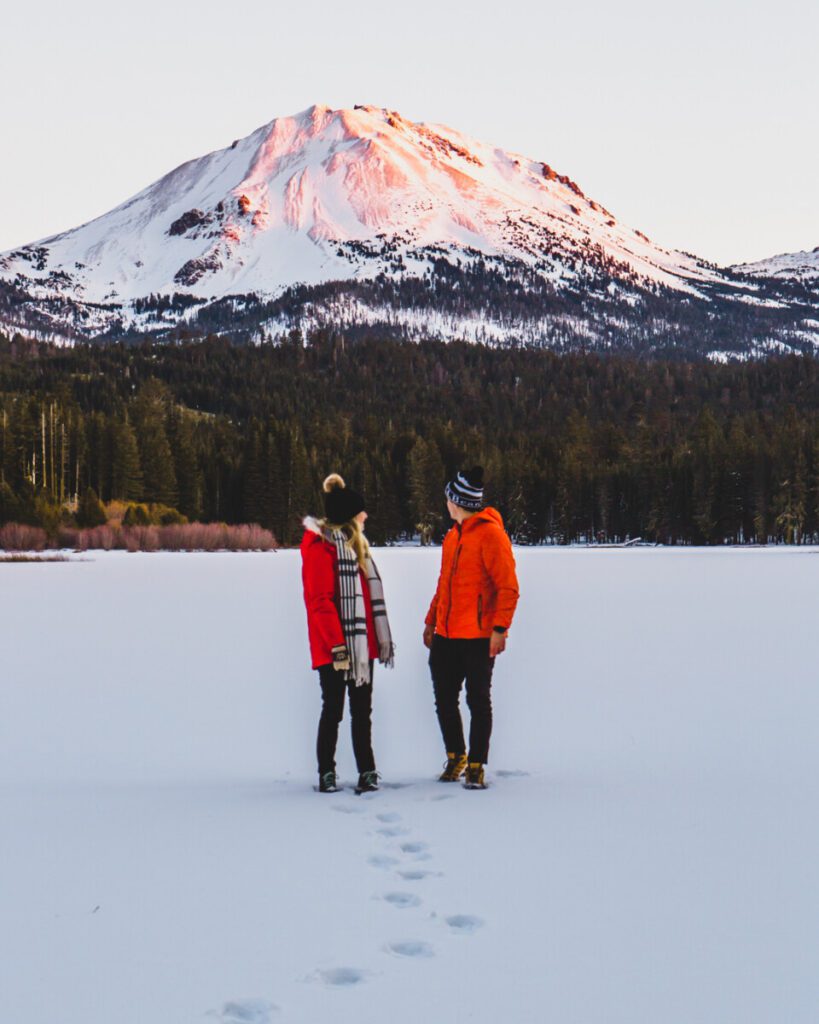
[0,103,723,302]
[0,104,816,355]
[733,247,819,284]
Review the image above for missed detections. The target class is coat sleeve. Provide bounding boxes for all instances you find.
[302,540,345,651]
[482,526,519,631]
[425,576,442,627]
[425,550,445,627]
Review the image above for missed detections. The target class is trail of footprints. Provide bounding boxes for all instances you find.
[217,789,492,1015]
[370,806,485,967]
[312,801,486,986]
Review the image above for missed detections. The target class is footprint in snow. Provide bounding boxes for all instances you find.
[376,825,410,838]
[495,769,530,778]
[445,914,485,934]
[382,891,422,909]
[399,841,429,856]
[331,804,365,815]
[386,940,435,959]
[397,868,437,881]
[218,998,279,1022]
[316,967,368,987]
[375,812,402,823]
[369,854,400,869]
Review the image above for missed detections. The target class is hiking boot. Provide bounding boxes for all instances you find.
[355,770,380,794]
[438,752,468,782]
[318,771,341,793]
[463,763,487,789]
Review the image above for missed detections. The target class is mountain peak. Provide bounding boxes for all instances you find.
[4,103,813,353]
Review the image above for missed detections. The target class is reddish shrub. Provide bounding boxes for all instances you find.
[224,524,250,551]
[246,524,276,551]
[0,523,47,551]
[156,522,277,551]
[73,525,121,551]
[9,521,279,553]
[122,526,159,552]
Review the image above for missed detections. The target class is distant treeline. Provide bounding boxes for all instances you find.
[2,330,819,545]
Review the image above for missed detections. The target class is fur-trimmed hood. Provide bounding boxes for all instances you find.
[302,515,324,537]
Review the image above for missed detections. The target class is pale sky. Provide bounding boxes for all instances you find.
[2,0,816,266]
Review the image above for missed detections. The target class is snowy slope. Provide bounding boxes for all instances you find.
[2,548,819,1024]
[0,104,725,307]
[734,246,819,283]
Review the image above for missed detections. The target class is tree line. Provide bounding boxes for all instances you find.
[2,330,819,545]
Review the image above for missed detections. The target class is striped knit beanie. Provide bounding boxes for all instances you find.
[445,466,485,511]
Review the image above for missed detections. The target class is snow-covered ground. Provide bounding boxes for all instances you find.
[2,548,818,1023]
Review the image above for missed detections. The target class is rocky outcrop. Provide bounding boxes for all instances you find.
[174,250,223,286]
[168,209,212,236]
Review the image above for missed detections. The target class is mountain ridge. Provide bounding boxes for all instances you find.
[0,103,816,357]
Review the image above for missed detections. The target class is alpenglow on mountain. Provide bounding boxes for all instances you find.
[1,104,816,357]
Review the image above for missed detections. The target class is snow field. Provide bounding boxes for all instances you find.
[1,548,818,1023]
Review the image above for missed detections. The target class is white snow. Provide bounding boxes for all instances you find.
[2,547,818,1023]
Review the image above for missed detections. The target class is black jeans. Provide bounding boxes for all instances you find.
[316,662,375,776]
[429,636,495,764]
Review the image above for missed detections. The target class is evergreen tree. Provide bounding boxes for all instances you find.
[110,418,143,501]
[168,410,202,520]
[77,487,107,528]
[407,437,445,543]
[132,382,178,507]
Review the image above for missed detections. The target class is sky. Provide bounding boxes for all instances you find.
[2,0,816,266]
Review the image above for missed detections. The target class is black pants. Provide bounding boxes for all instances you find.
[316,662,375,776]
[429,636,495,764]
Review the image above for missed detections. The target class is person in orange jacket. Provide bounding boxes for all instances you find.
[423,466,519,789]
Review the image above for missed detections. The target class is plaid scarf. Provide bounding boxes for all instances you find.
[330,527,395,687]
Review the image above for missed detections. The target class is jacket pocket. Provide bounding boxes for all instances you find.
[477,594,483,630]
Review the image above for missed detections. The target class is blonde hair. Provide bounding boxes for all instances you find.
[341,517,371,569]
[321,473,370,569]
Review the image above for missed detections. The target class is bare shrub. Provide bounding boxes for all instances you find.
[4,520,280,553]
[224,524,250,551]
[0,554,68,563]
[141,528,160,552]
[156,522,277,551]
[93,525,118,551]
[0,523,48,551]
[73,525,120,551]
[246,524,276,551]
[121,526,159,552]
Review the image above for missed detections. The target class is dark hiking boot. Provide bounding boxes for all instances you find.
[463,763,487,789]
[318,771,341,793]
[438,752,468,782]
[355,770,380,794]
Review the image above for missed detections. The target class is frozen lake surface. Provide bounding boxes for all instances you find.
[1,547,818,1023]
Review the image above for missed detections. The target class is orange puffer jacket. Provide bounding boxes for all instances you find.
[425,507,519,639]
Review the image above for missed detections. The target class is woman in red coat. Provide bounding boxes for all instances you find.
[301,473,394,793]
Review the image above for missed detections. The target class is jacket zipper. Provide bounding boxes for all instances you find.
[477,593,483,630]
[445,527,462,637]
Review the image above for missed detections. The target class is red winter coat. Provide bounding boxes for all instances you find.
[425,507,519,639]
[301,519,378,669]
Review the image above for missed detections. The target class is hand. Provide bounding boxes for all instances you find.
[331,644,350,671]
[423,624,435,649]
[489,631,507,657]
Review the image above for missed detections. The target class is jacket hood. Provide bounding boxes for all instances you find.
[301,516,328,552]
[463,506,505,531]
